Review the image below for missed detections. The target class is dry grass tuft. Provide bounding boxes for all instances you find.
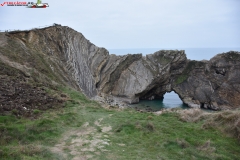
[179,108,240,141]
[135,122,142,130]
[147,115,153,120]
[146,122,154,131]
[179,108,210,122]
[17,144,42,155]
[202,110,240,141]
[197,140,216,153]
[176,138,189,148]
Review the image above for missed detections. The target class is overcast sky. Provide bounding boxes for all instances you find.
[0,0,239,49]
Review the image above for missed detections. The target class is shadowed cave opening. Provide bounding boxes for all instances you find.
[131,91,188,111]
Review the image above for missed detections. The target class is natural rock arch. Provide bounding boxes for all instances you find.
[95,51,240,110]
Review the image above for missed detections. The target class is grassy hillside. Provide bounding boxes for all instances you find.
[0,87,239,160]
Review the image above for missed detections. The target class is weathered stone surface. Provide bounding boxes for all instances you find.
[0,25,239,110]
[172,52,240,110]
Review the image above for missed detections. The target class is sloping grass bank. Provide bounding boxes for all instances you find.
[0,87,240,159]
[0,87,94,159]
[179,108,240,141]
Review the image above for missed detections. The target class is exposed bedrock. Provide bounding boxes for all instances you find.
[98,50,187,104]
[172,52,240,110]
[1,25,239,110]
[99,51,240,110]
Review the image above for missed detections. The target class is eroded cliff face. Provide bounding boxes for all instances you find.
[0,25,108,97]
[97,50,187,105]
[0,25,239,111]
[172,52,240,110]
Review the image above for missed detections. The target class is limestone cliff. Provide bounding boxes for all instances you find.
[97,50,187,105]
[0,25,239,112]
[172,52,240,110]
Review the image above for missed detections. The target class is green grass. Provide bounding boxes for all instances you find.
[0,87,88,159]
[175,74,188,85]
[0,87,239,159]
[101,112,240,159]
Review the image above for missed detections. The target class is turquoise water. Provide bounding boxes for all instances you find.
[131,92,188,111]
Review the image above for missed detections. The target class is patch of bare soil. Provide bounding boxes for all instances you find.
[51,117,112,159]
[0,60,64,117]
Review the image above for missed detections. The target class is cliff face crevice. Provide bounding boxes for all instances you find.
[0,25,239,110]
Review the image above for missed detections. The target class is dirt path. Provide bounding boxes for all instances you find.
[50,115,112,160]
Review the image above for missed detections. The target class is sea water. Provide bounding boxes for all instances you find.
[130,91,188,111]
[108,48,240,110]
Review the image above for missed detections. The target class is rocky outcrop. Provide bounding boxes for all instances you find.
[0,25,239,111]
[172,52,240,110]
[97,50,187,105]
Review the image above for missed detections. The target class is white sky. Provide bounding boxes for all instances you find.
[0,0,239,49]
